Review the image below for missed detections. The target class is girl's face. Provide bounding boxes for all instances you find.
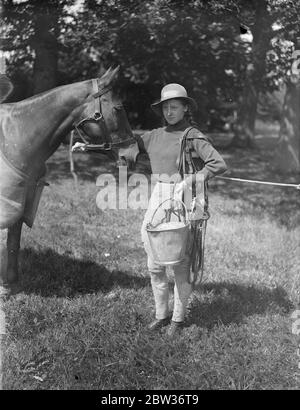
[162,99,187,125]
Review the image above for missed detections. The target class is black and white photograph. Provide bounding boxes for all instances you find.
[0,0,299,393]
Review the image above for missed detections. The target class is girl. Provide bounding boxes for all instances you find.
[119,83,227,337]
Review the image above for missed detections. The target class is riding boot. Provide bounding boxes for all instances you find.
[148,316,171,331]
[166,320,184,337]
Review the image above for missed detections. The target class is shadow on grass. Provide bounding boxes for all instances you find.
[188,281,294,330]
[12,247,150,297]
[11,247,295,332]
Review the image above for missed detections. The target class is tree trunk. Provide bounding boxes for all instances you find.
[231,70,258,148]
[32,11,58,94]
[231,0,272,148]
[275,80,300,173]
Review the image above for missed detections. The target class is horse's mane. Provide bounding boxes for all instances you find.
[14,86,68,107]
[0,74,14,103]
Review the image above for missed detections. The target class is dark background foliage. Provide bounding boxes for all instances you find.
[1,0,300,153]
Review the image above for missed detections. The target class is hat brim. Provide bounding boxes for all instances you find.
[151,96,198,116]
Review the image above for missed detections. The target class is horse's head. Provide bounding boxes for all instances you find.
[73,66,134,160]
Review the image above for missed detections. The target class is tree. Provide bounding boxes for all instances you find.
[269,0,300,173]
[31,4,59,93]
[74,0,246,129]
[238,1,271,147]
[275,77,300,173]
[2,0,76,96]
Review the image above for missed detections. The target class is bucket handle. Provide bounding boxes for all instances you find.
[148,198,189,229]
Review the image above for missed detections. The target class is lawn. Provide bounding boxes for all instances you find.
[2,132,300,390]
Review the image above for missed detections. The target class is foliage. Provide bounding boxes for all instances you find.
[57,0,250,128]
[1,0,77,96]
[2,0,300,128]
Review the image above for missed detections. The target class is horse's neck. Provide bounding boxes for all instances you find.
[1,80,93,176]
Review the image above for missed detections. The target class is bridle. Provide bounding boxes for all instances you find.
[73,79,134,151]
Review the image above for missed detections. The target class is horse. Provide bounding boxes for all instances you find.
[0,66,134,285]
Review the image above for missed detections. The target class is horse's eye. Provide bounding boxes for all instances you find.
[114,104,124,111]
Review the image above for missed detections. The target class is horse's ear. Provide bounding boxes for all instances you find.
[108,66,120,85]
[0,74,14,103]
[100,65,120,86]
[111,65,120,78]
[104,66,113,76]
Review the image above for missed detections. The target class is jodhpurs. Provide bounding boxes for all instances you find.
[141,181,192,322]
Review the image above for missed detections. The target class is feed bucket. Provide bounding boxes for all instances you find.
[146,198,190,265]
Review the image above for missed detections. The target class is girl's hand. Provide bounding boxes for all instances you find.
[71,142,87,152]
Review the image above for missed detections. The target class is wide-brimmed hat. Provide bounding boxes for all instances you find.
[151,83,198,116]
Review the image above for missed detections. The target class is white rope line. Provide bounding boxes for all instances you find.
[69,131,78,187]
[217,175,300,190]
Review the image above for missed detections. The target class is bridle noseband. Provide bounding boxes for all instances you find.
[73,79,134,151]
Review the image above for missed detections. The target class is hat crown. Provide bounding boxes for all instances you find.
[151,83,197,115]
[161,83,188,100]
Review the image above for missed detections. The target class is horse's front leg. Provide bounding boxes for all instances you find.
[6,220,23,283]
[0,229,8,286]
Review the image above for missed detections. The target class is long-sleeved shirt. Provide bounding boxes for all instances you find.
[119,119,227,181]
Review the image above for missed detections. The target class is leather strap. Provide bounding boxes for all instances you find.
[178,126,194,178]
[92,79,101,115]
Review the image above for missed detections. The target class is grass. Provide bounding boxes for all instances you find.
[2,134,300,390]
